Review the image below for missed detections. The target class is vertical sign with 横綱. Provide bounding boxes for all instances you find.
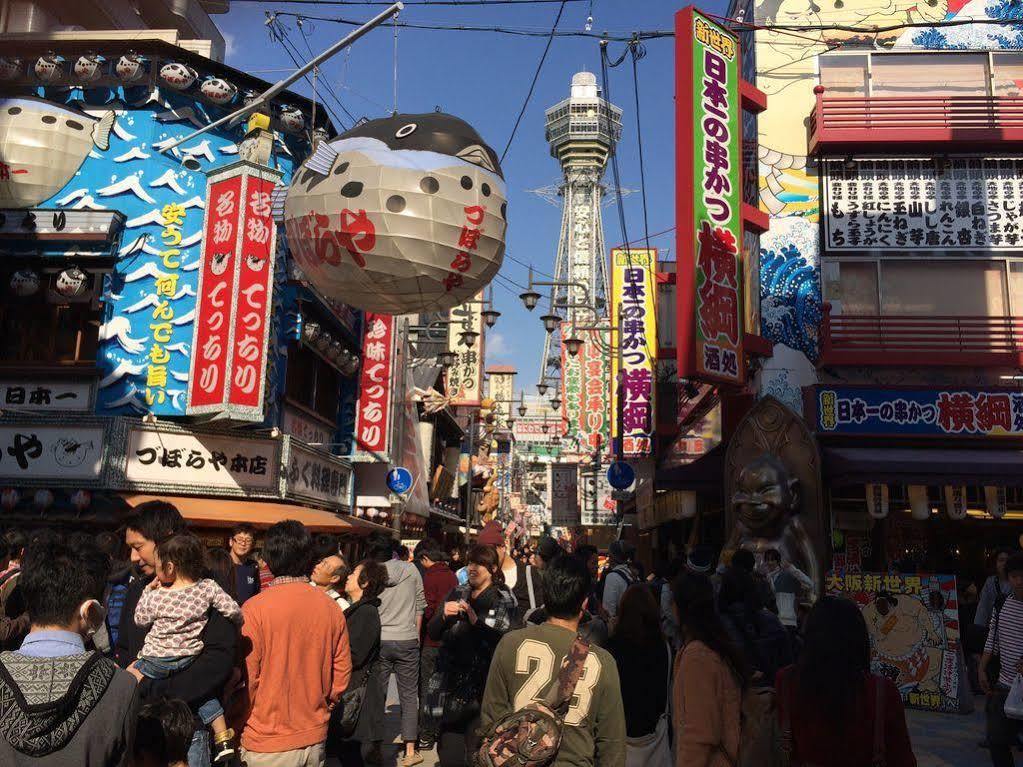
[187,162,282,420]
[610,248,658,456]
[354,313,395,456]
[446,293,485,406]
[676,7,744,384]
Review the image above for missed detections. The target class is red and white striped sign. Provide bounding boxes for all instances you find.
[187,163,282,421]
[354,313,395,455]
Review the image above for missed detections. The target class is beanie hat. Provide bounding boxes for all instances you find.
[477,520,505,546]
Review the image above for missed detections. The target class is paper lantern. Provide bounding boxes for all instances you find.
[985,486,1007,519]
[115,54,145,83]
[944,486,968,521]
[908,485,931,521]
[55,266,88,298]
[866,483,889,520]
[34,54,63,83]
[284,112,507,315]
[0,488,18,510]
[0,97,115,208]
[10,270,39,297]
[201,77,237,105]
[70,489,92,512]
[0,58,22,81]
[33,488,53,509]
[73,55,104,83]
[159,62,197,90]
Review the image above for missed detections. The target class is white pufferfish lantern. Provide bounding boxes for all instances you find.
[284,112,507,315]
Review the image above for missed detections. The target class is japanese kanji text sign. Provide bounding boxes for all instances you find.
[187,162,282,421]
[285,443,353,508]
[354,313,395,455]
[0,425,104,482]
[126,426,279,492]
[610,248,657,456]
[561,322,611,455]
[676,7,744,384]
[549,461,580,527]
[813,387,1023,437]
[446,294,485,406]
[823,158,1023,252]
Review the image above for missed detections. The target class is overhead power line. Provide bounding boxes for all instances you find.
[239,0,587,5]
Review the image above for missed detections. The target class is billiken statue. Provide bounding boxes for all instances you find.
[724,453,821,601]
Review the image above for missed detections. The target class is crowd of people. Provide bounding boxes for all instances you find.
[8,507,1023,767]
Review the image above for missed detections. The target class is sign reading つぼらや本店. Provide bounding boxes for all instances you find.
[676,7,744,384]
[812,386,1023,437]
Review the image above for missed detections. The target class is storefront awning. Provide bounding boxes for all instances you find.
[124,494,364,534]
[823,447,1023,486]
[655,444,725,494]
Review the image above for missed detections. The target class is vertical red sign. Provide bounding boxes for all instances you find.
[354,313,394,455]
[229,176,276,410]
[188,174,244,410]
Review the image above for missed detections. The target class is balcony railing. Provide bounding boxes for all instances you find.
[819,303,1023,367]
[808,86,1023,154]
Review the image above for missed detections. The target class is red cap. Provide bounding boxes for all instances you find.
[477,520,505,546]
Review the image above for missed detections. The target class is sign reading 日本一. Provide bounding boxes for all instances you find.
[823,157,1023,252]
[610,248,657,456]
[814,387,1023,437]
[676,7,744,384]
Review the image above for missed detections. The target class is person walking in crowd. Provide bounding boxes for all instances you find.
[417,542,457,752]
[600,540,637,627]
[481,553,625,767]
[575,544,602,616]
[476,520,544,624]
[238,519,351,767]
[0,537,29,650]
[978,548,1014,636]
[100,533,134,656]
[606,584,672,766]
[0,528,26,610]
[310,539,350,611]
[777,596,916,767]
[423,544,516,766]
[671,572,746,767]
[0,540,140,766]
[118,502,237,767]
[365,535,426,767]
[983,552,1023,767]
[330,558,387,766]
[134,698,196,767]
[203,547,239,601]
[761,548,811,631]
[128,533,243,765]
[228,525,260,605]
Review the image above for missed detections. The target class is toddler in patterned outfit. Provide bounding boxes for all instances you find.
[132,533,243,764]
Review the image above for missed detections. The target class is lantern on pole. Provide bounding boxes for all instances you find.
[284,112,507,315]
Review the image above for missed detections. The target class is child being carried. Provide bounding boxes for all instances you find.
[132,533,243,764]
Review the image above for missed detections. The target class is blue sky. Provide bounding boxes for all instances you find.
[219,0,728,393]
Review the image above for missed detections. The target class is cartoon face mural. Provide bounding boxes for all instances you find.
[16,84,299,416]
[0,97,114,208]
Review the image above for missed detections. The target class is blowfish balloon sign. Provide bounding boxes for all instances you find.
[284,112,507,315]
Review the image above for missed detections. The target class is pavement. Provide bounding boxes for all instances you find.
[329,677,994,767]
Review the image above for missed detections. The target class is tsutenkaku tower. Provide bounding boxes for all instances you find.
[538,71,622,387]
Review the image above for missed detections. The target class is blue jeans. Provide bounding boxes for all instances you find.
[137,655,223,724]
[188,726,211,767]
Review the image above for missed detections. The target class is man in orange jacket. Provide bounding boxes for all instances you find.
[239,520,352,767]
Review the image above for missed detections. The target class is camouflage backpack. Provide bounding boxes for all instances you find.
[474,635,590,767]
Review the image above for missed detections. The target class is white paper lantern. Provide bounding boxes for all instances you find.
[34,55,63,83]
[0,488,18,510]
[866,483,889,519]
[985,486,1007,519]
[33,488,53,509]
[70,489,92,512]
[944,486,968,521]
[55,266,88,298]
[908,485,931,521]
[73,55,104,83]
[0,58,22,81]
[284,112,507,315]
[115,54,145,83]
[159,62,197,90]
[201,77,237,105]
[10,270,40,297]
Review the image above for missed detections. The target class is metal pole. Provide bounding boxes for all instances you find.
[157,2,403,155]
[464,410,475,543]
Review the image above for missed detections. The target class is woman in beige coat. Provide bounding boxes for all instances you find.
[670,572,748,767]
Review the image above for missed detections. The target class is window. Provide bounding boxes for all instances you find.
[880,261,1007,316]
[870,53,989,97]
[823,261,879,315]
[993,53,1023,97]
[0,286,100,365]
[285,344,341,424]
[820,54,869,97]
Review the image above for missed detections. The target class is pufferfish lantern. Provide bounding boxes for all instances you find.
[283,112,506,315]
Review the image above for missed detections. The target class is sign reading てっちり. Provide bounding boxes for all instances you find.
[676,7,744,385]
[187,162,282,421]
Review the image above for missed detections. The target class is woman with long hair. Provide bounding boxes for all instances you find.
[424,544,516,767]
[607,584,672,766]
[203,546,238,601]
[777,596,916,767]
[671,572,748,767]
[330,558,387,766]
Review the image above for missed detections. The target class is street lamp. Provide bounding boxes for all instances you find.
[541,422,549,434]
[460,329,480,347]
[540,314,562,334]
[437,350,457,368]
[517,402,528,417]
[551,434,561,446]
[563,336,584,357]
[550,396,562,410]
[482,308,501,328]
[537,382,549,396]
[519,289,541,311]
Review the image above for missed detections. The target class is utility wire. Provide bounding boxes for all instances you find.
[629,39,652,259]
[241,0,587,4]
[499,0,567,164]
